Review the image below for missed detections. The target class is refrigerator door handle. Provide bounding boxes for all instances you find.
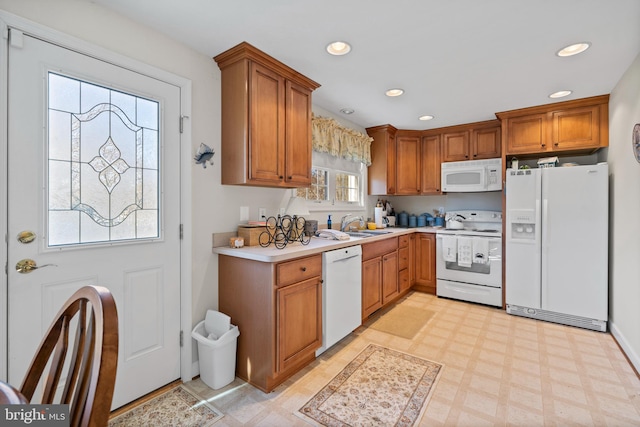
[540,198,548,308]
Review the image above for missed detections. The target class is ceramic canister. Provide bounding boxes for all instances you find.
[398,211,409,227]
[408,215,417,228]
[417,214,426,227]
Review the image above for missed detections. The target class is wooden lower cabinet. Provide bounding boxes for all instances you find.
[398,234,415,293]
[362,257,383,318]
[361,237,399,320]
[218,253,322,392]
[277,277,322,373]
[414,233,436,294]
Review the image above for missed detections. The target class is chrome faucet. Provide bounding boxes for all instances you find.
[340,214,365,232]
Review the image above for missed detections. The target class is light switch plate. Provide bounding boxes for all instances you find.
[258,208,266,220]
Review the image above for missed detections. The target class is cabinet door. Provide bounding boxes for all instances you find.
[421,134,441,194]
[396,135,421,194]
[276,277,322,373]
[442,131,470,162]
[249,62,285,183]
[362,257,382,319]
[552,105,600,151]
[505,113,548,155]
[381,251,399,304]
[472,125,501,159]
[415,234,436,294]
[366,126,396,195]
[284,80,312,186]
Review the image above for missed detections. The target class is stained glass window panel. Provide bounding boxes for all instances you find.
[47,72,160,247]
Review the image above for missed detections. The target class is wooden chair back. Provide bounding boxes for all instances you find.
[19,285,118,427]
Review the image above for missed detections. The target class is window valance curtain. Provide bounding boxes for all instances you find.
[311,114,372,166]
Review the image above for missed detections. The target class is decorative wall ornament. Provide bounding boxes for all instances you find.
[633,123,640,163]
[194,143,215,168]
[311,114,373,165]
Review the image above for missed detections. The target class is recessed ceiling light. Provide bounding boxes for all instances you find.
[326,41,351,56]
[549,90,572,99]
[340,108,355,115]
[419,115,434,121]
[556,42,590,57]
[385,88,404,97]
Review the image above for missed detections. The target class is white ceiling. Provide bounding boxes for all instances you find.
[86,0,640,130]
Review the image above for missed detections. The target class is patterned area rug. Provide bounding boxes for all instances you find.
[109,385,223,427]
[298,344,443,426]
[370,305,435,339]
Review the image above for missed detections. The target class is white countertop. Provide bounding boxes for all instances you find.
[213,227,441,263]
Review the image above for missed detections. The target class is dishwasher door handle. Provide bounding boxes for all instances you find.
[330,254,361,263]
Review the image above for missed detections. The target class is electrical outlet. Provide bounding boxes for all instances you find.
[240,206,249,221]
[258,208,266,220]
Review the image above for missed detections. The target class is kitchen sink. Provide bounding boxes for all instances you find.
[345,231,374,238]
[345,230,393,238]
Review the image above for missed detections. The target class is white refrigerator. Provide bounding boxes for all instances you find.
[505,163,608,331]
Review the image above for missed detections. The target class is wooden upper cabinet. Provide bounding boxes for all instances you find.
[214,42,320,188]
[504,113,547,154]
[395,132,422,195]
[552,105,601,151]
[441,120,501,162]
[497,95,609,156]
[441,131,470,162]
[285,80,314,186]
[472,125,501,159]
[421,133,441,194]
[366,125,397,195]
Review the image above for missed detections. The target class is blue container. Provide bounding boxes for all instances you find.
[434,216,444,227]
[417,215,426,227]
[408,215,417,228]
[398,211,409,227]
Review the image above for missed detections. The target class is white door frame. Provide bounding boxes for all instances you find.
[0,10,193,385]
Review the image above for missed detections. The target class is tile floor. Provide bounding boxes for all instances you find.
[184,292,640,426]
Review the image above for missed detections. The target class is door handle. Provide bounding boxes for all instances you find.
[15,259,58,274]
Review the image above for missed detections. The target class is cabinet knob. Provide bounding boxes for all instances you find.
[554,142,559,147]
[541,143,546,148]
[465,155,469,158]
[288,176,292,179]
[301,266,307,272]
[473,154,477,157]
[279,175,283,179]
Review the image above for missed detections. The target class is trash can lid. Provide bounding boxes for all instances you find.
[205,310,231,338]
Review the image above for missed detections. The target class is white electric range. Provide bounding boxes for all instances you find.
[435,210,503,307]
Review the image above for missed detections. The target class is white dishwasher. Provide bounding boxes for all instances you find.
[316,245,362,356]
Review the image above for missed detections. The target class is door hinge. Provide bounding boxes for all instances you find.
[180,330,184,347]
[179,115,189,134]
[179,224,184,240]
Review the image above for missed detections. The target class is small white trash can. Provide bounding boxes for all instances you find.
[191,310,240,390]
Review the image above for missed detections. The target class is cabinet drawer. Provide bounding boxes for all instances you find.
[398,234,410,248]
[277,254,322,287]
[398,246,409,270]
[362,237,398,261]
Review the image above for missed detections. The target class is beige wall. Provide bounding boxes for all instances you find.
[606,52,640,371]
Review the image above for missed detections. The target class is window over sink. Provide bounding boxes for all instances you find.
[295,152,364,211]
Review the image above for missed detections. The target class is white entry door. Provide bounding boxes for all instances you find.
[6,30,182,409]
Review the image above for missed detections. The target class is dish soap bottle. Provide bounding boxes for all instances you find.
[327,214,332,229]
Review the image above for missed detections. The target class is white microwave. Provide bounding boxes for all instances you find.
[441,158,502,192]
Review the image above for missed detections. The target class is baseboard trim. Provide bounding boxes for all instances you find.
[609,320,640,377]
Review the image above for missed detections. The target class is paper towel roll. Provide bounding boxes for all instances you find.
[374,207,383,228]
